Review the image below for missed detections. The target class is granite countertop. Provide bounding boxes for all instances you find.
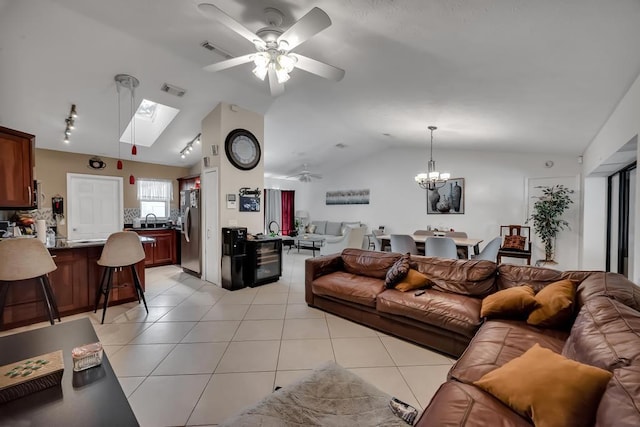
[49,235,156,250]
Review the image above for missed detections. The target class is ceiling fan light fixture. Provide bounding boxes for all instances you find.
[252,65,268,81]
[277,54,297,72]
[275,66,290,84]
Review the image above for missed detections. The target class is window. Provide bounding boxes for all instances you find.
[137,179,173,219]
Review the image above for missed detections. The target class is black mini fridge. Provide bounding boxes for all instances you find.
[221,227,247,290]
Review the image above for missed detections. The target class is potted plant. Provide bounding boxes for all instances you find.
[527,184,574,263]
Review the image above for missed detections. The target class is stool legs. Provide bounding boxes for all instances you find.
[0,283,9,326]
[93,267,114,324]
[40,275,61,324]
[130,265,148,314]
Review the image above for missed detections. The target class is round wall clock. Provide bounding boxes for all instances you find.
[224,129,261,170]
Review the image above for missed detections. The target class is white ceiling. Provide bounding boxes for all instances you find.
[1,0,639,178]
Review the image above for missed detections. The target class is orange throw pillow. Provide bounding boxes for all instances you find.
[480,286,537,319]
[527,279,577,328]
[474,344,612,427]
[395,269,432,292]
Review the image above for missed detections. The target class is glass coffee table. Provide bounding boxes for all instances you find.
[293,235,325,257]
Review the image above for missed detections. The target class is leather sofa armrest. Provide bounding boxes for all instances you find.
[305,254,344,304]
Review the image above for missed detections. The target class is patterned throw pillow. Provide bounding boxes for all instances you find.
[385,253,411,288]
[502,235,527,251]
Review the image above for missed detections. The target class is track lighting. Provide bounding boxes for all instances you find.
[179,133,202,158]
[62,104,78,143]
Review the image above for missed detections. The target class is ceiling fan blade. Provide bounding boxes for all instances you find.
[277,7,331,50]
[292,54,345,81]
[203,54,254,72]
[198,3,265,49]
[268,67,285,96]
[309,174,323,179]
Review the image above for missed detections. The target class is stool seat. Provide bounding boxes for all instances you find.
[94,232,148,323]
[0,239,61,326]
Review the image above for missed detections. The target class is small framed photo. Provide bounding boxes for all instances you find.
[239,195,260,212]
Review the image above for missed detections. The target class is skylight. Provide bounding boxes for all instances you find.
[120,99,179,147]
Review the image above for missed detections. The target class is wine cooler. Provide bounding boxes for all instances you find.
[245,238,282,287]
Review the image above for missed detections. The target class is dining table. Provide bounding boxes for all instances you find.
[378,234,483,258]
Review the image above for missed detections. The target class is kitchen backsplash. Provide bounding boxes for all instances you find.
[29,207,180,228]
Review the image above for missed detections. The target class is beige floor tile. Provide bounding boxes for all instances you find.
[152,342,228,375]
[118,376,145,397]
[129,322,196,344]
[181,320,240,343]
[95,322,152,345]
[277,339,335,370]
[332,337,395,368]
[232,319,283,341]
[201,304,249,321]
[188,371,275,425]
[109,343,174,377]
[282,318,329,339]
[255,282,290,294]
[102,345,123,357]
[87,303,138,324]
[287,292,307,304]
[348,367,421,410]
[216,340,280,373]
[147,294,188,307]
[244,304,286,320]
[380,336,453,366]
[218,292,256,304]
[327,316,378,338]
[112,306,173,323]
[179,292,220,306]
[285,303,324,319]
[157,304,212,322]
[399,365,451,406]
[129,374,210,427]
[274,369,314,389]
[252,292,289,305]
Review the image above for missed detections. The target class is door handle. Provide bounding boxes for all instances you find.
[184,207,191,243]
[28,185,32,205]
[207,229,211,239]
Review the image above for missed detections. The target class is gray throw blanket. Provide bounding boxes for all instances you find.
[219,361,411,426]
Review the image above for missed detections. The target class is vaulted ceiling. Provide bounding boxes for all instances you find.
[1,0,639,178]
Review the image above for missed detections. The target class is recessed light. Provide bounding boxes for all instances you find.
[382,133,391,137]
[335,143,347,149]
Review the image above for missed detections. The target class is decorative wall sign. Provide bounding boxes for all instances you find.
[427,178,465,214]
[88,156,106,170]
[326,189,370,205]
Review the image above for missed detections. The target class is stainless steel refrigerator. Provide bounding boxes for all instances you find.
[181,189,201,276]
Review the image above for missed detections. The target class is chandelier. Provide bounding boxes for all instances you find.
[415,126,450,191]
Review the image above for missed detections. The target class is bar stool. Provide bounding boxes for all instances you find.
[0,238,61,326]
[94,231,148,324]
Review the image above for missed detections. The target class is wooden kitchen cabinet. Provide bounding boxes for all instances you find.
[132,229,176,267]
[0,126,35,208]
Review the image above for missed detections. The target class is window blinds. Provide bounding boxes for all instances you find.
[137,179,173,201]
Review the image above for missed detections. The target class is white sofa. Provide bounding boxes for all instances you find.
[319,226,367,256]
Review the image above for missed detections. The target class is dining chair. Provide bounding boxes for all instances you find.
[369,229,384,251]
[390,234,418,255]
[497,225,532,265]
[424,237,458,259]
[472,237,502,262]
[413,230,435,236]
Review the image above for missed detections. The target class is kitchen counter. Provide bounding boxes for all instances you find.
[0,238,152,331]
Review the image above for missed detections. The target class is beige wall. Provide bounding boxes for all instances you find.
[35,149,190,232]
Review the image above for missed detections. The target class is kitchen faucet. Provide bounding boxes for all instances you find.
[145,213,157,228]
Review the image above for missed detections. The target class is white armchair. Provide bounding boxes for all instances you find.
[320,226,367,256]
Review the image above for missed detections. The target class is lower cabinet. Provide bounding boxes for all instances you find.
[132,229,176,267]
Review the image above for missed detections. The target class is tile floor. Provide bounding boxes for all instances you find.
[1,251,454,426]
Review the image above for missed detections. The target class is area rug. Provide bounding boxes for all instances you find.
[219,361,413,426]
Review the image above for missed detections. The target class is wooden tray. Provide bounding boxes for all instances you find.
[0,350,64,404]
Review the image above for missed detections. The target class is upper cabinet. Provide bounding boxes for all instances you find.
[0,126,35,209]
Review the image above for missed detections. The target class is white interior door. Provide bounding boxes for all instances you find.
[203,168,219,285]
[67,173,123,240]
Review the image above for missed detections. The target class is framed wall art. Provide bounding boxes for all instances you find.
[427,178,464,214]
[326,189,370,205]
[239,195,260,212]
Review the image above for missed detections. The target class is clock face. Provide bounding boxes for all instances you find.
[225,129,261,170]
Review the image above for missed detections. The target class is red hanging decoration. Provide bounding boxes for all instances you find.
[117,160,123,170]
[129,174,135,185]
[131,145,137,155]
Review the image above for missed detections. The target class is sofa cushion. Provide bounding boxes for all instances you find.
[596,364,640,427]
[342,248,401,280]
[311,220,327,235]
[312,271,385,307]
[563,297,640,371]
[449,319,569,384]
[473,343,612,427]
[576,272,640,311]
[385,253,411,288]
[377,289,482,338]
[527,279,577,328]
[325,221,342,236]
[480,286,537,319]
[306,224,317,233]
[497,264,591,293]
[502,235,527,251]
[395,269,432,292]
[411,256,497,298]
[415,381,532,427]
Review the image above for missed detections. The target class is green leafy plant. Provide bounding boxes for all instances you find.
[527,184,574,262]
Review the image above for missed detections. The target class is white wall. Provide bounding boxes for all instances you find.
[581,177,608,270]
[299,147,582,270]
[582,72,640,283]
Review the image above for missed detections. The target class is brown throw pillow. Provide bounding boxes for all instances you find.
[527,279,577,328]
[502,235,527,251]
[480,286,537,319]
[385,253,410,288]
[395,269,432,292]
[473,343,612,427]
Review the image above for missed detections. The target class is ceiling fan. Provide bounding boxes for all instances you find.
[287,164,323,182]
[197,3,345,96]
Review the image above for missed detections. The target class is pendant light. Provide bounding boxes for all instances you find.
[415,126,450,190]
[114,74,139,183]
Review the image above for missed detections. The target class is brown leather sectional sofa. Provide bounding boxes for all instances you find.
[305,248,640,426]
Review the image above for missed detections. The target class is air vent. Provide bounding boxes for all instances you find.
[335,143,347,149]
[160,83,186,97]
[201,41,233,59]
